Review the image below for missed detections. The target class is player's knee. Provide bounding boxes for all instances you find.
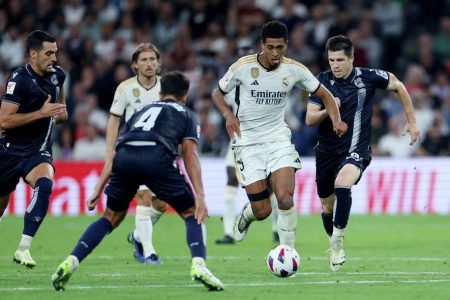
[274,192,294,210]
[152,198,168,212]
[35,177,53,197]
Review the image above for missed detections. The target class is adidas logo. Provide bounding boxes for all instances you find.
[135,99,141,103]
[250,80,259,85]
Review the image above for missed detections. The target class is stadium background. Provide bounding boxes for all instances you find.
[1,0,449,215]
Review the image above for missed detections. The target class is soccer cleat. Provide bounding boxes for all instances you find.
[51,256,77,291]
[233,203,251,242]
[328,235,346,272]
[143,253,162,265]
[215,235,235,245]
[191,260,224,291]
[127,232,145,262]
[13,249,36,269]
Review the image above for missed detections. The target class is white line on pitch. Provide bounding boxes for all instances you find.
[1,278,450,292]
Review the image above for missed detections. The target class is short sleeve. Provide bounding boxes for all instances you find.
[218,64,241,94]
[308,73,325,109]
[110,84,127,117]
[293,64,320,93]
[368,69,390,90]
[2,71,28,106]
[184,110,200,143]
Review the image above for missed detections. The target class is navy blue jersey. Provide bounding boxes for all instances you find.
[309,67,389,155]
[0,64,66,156]
[117,98,200,157]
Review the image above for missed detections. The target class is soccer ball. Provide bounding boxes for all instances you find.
[267,245,300,277]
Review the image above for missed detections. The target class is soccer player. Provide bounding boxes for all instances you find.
[215,87,280,245]
[306,35,421,271]
[211,20,347,249]
[0,30,67,268]
[51,71,224,291]
[101,43,167,264]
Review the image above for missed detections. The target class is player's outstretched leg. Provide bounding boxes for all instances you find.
[233,203,256,242]
[185,215,223,291]
[51,255,79,291]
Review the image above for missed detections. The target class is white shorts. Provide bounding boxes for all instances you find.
[234,141,302,187]
[225,143,235,167]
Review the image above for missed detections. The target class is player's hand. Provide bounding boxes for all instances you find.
[402,122,421,145]
[86,190,101,211]
[225,113,241,143]
[194,193,208,224]
[39,95,66,118]
[333,121,348,137]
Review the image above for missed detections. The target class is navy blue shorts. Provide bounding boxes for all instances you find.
[105,145,195,213]
[0,147,53,197]
[315,150,371,198]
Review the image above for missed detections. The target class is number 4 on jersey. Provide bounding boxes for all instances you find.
[134,107,163,131]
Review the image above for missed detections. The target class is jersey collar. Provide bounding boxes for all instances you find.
[256,52,281,72]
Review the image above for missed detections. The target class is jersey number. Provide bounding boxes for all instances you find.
[134,107,162,131]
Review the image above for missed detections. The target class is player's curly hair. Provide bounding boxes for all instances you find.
[160,70,190,100]
[260,20,288,43]
[131,43,161,74]
[26,30,56,53]
[326,35,354,58]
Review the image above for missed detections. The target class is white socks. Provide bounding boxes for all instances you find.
[18,234,33,251]
[270,193,278,233]
[135,205,155,257]
[223,186,238,236]
[332,226,345,238]
[149,206,164,225]
[278,207,297,247]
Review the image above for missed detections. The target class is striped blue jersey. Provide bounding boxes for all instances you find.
[117,99,200,157]
[309,67,389,155]
[1,64,66,156]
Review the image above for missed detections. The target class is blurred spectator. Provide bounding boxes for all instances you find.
[378,113,418,157]
[53,125,76,161]
[415,113,450,156]
[72,122,106,161]
[0,26,24,69]
[63,0,85,26]
[433,16,450,60]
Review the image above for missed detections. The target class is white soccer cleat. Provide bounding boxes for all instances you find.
[190,259,224,291]
[13,249,36,269]
[328,235,346,272]
[233,203,251,242]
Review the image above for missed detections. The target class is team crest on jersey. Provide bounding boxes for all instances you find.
[132,88,140,97]
[251,68,259,79]
[282,77,289,87]
[51,74,58,85]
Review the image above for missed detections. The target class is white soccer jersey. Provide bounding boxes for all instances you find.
[218,54,320,146]
[110,76,161,121]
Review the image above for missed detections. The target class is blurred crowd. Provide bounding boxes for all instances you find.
[0,0,449,161]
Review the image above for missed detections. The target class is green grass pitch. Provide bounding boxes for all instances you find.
[0,214,449,300]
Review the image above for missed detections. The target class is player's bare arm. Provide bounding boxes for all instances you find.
[305,97,341,126]
[313,85,348,136]
[182,139,208,224]
[212,87,240,141]
[386,72,421,145]
[0,96,66,129]
[54,88,68,124]
[86,115,121,210]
